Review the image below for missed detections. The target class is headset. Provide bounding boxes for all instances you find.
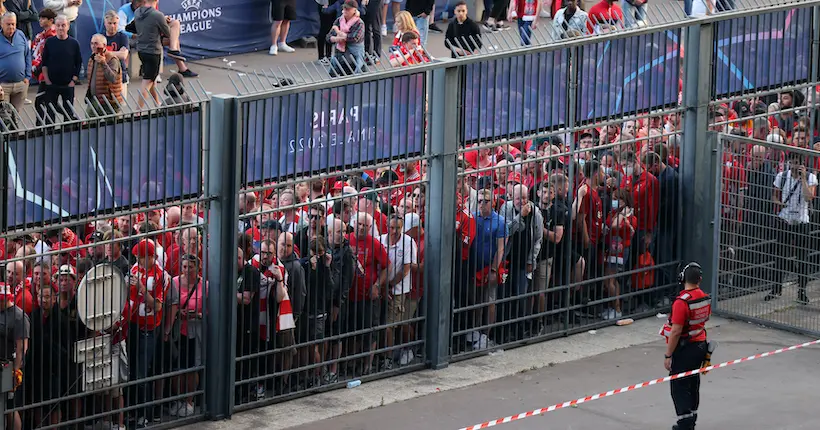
[678,262,703,284]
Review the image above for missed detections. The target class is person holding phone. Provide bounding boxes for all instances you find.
[766,151,817,304]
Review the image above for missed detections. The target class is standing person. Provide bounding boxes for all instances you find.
[269,0,297,55]
[0,12,31,113]
[4,0,37,40]
[661,262,714,430]
[484,0,511,31]
[381,0,401,34]
[327,0,365,77]
[31,9,56,86]
[317,0,340,60]
[43,0,80,38]
[509,0,540,45]
[235,246,262,403]
[130,0,171,107]
[621,0,646,28]
[102,10,130,96]
[40,14,81,123]
[586,0,622,34]
[86,33,124,116]
[766,151,817,304]
[551,0,589,39]
[444,1,482,58]
[325,218,353,383]
[0,282,28,430]
[360,0,383,62]
[405,0,434,46]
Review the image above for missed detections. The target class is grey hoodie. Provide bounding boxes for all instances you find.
[134,6,171,55]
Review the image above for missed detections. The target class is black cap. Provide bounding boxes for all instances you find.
[90,231,106,243]
[376,170,400,186]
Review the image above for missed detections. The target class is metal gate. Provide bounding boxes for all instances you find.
[714,131,820,335]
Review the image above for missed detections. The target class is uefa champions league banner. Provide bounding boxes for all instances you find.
[243,73,426,184]
[5,111,202,228]
[713,7,812,97]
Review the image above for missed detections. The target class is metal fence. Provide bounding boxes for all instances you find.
[1,1,820,429]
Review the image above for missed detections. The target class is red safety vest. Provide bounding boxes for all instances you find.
[660,290,711,341]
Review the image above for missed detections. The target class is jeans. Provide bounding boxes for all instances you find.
[127,326,158,421]
[37,84,77,125]
[622,0,648,27]
[413,16,429,47]
[684,0,693,16]
[518,20,533,46]
[329,43,366,76]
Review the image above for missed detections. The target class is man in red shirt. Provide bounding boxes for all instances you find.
[346,212,389,374]
[621,151,659,272]
[586,0,624,34]
[572,160,606,289]
[662,262,712,430]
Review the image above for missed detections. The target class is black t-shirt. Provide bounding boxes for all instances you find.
[540,198,569,261]
[237,264,261,335]
[0,305,29,362]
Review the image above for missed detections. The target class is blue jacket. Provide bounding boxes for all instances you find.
[0,29,32,83]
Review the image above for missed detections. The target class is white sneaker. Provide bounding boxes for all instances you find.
[176,402,195,417]
[111,425,126,430]
[278,42,296,53]
[399,349,415,365]
[474,333,490,350]
[269,44,278,55]
[380,24,387,36]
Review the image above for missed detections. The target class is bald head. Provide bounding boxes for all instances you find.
[5,260,24,285]
[277,232,294,258]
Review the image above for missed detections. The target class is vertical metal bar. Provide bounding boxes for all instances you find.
[711,134,724,309]
[426,65,460,369]
[681,22,718,294]
[204,94,240,418]
[564,45,579,333]
[808,6,820,140]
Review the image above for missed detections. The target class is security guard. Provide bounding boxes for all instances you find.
[660,262,715,430]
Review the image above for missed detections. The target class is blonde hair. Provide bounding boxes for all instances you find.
[395,11,417,34]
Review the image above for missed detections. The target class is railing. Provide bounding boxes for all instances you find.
[0,1,819,428]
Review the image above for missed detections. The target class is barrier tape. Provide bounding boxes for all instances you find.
[458,338,820,430]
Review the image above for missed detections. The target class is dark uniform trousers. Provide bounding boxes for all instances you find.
[670,340,708,429]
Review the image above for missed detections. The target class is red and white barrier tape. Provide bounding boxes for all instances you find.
[458,338,820,430]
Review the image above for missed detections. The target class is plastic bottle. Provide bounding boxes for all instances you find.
[347,380,362,389]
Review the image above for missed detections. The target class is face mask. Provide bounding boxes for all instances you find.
[578,159,586,168]
[612,199,619,209]
[624,166,634,177]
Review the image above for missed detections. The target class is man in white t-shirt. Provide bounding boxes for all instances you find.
[765,152,817,304]
[378,214,417,370]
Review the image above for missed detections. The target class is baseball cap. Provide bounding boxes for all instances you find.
[342,0,358,9]
[507,171,523,184]
[57,264,77,278]
[131,239,156,258]
[403,213,421,233]
[90,231,106,243]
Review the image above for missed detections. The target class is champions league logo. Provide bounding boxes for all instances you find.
[180,0,201,11]
[169,0,223,34]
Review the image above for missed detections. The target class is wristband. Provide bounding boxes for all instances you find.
[664,354,672,359]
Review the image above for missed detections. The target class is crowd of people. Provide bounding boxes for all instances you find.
[0,0,197,128]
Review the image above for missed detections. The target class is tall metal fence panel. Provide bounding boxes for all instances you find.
[4,1,820,428]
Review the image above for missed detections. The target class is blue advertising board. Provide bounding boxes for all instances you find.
[243,73,426,184]
[713,8,812,96]
[578,30,681,121]
[5,111,202,227]
[462,50,569,142]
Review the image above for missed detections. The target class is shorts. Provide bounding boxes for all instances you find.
[271,0,297,22]
[296,314,327,344]
[386,293,408,325]
[384,0,403,3]
[6,390,23,412]
[534,258,553,291]
[138,52,161,81]
[325,305,346,339]
[402,297,420,321]
[109,341,129,398]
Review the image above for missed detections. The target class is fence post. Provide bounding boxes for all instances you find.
[680,23,718,294]
[425,65,460,369]
[204,94,241,418]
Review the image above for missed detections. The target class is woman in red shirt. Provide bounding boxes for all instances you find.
[392,11,421,48]
[603,189,636,320]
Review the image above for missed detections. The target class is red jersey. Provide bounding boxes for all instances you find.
[670,288,710,342]
[253,258,288,341]
[621,172,660,231]
[605,211,636,265]
[348,234,389,302]
[577,184,605,245]
[721,152,747,222]
[586,0,624,34]
[126,263,170,331]
[390,44,430,66]
[456,207,477,260]
[13,279,36,314]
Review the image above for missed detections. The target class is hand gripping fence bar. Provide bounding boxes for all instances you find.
[457,338,820,430]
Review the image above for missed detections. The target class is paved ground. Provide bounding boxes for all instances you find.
[289,321,819,430]
[182,316,820,430]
